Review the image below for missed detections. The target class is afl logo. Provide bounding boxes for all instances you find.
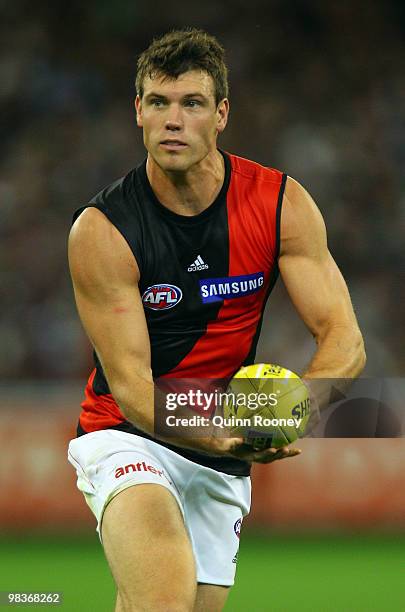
[234,518,242,538]
[142,284,183,311]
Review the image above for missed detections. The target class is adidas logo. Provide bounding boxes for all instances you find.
[187,255,209,272]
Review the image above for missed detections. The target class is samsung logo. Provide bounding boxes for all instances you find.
[200,272,264,303]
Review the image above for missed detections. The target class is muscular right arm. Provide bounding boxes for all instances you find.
[68,207,298,463]
[68,208,156,435]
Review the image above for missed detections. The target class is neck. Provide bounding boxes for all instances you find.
[146,150,225,216]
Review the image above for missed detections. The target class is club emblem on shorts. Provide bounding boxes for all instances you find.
[142,284,182,310]
[234,518,242,538]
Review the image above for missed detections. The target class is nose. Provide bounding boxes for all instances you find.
[165,104,183,131]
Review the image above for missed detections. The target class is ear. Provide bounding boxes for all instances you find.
[216,98,229,134]
[135,95,143,127]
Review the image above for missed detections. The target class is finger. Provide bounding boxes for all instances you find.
[263,445,297,458]
[255,447,301,463]
[227,441,302,463]
[237,445,279,462]
[277,448,301,459]
[273,447,301,458]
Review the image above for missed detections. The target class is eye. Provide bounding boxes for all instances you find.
[185,99,201,108]
[151,99,164,107]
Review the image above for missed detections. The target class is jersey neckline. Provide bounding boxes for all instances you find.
[137,149,231,225]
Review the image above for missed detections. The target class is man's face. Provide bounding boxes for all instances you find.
[135,70,229,172]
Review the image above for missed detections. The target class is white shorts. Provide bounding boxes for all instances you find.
[68,429,251,586]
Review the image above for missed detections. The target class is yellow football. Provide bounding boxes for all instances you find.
[222,363,310,449]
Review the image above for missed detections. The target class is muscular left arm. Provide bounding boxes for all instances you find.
[279,177,366,409]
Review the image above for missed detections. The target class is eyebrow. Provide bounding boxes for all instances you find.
[183,93,207,99]
[144,92,208,100]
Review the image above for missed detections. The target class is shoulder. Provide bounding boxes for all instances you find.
[227,152,284,185]
[280,176,327,257]
[70,207,119,247]
[68,207,139,287]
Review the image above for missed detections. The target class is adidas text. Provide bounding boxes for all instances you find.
[188,255,209,272]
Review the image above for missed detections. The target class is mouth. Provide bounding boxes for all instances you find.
[159,140,188,150]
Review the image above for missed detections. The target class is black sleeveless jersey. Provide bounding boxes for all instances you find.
[73,151,286,476]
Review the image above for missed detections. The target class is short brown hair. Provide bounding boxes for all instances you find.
[136,29,228,105]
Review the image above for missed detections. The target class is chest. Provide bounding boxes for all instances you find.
[138,199,274,322]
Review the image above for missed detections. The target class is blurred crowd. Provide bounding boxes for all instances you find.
[1,0,404,380]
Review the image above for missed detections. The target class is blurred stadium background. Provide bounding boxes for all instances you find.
[1,0,405,610]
